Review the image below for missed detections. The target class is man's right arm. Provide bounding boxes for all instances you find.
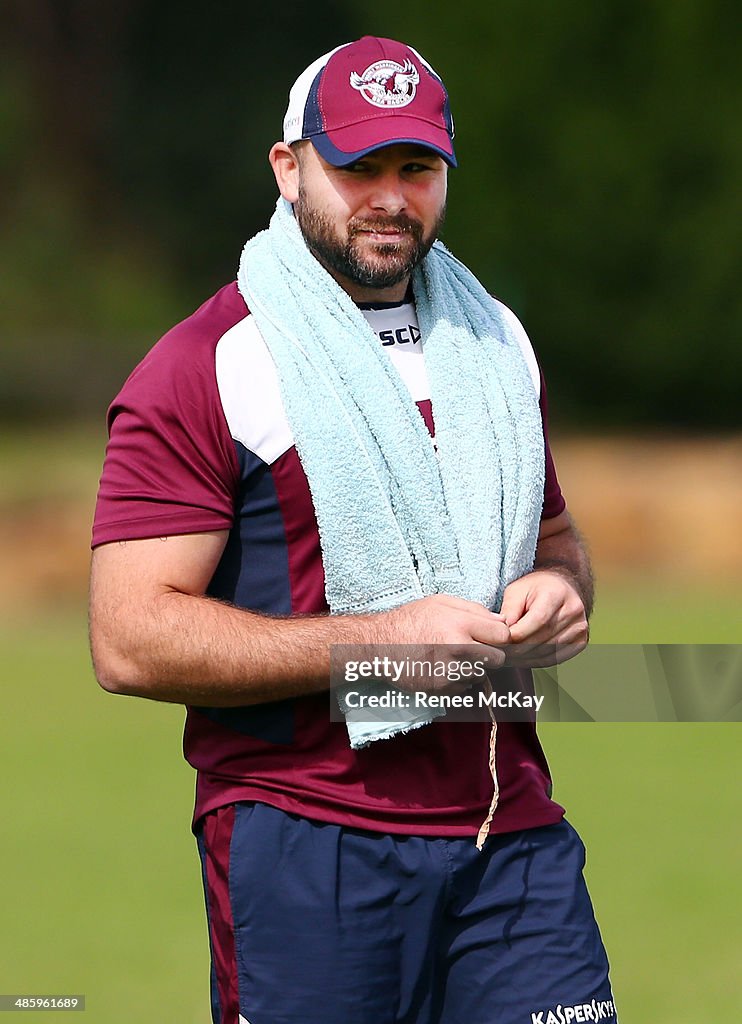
[89,531,511,706]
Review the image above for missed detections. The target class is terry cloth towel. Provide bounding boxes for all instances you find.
[237,198,544,749]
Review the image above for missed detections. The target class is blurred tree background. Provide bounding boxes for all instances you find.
[1,8,739,1023]
[1,0,739,428]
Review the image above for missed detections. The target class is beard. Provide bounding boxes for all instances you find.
[294,184,445,290]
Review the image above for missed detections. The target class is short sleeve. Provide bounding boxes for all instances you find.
[538,368,567,520]
[91,285,245,548]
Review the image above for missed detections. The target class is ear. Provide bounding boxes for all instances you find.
[269,142,300,203]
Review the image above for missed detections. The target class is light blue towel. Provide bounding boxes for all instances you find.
[237,199,544,747]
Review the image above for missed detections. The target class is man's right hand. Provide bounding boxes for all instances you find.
[379,594,511,650]
[368,595,512,695]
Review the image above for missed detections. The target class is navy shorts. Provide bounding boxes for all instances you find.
[197,802,617,1024]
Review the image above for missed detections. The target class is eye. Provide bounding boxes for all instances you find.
[345,160,373,173]
[403,160,440,173]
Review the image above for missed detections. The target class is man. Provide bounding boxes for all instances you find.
[90,36,617,1024]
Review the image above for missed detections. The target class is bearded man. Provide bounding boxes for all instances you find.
[90,35,617,1024]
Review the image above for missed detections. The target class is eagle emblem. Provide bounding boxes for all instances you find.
[350,59,420,108]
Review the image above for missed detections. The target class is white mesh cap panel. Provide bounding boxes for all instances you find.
[282,43,349,144]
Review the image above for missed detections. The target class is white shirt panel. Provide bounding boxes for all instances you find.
[498,302,541,395]
[214,301,539,464]
[360,302,430,403]
[215,314,294,465]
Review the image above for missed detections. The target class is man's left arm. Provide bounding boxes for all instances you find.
[500,509,594,666]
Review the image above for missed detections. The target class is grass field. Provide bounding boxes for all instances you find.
[0,612,205,1021]
[0,600,739,1023]
[1,426,739,1021]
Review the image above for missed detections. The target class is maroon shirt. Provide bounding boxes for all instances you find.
[93,282,567,836]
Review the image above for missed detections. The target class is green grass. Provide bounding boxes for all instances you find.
[540,723,741,1022]
[1,596,738,1023]
[547,582,741,1020]
[0,612,208,1023]
[589,578,742,644]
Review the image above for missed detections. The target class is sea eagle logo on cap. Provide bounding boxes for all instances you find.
[350,59,420,108]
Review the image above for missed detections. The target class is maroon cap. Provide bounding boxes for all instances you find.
[282,36,457,167]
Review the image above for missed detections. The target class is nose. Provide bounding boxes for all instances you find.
[368,171,407,216]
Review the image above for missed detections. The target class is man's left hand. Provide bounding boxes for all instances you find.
[499,568,589,667]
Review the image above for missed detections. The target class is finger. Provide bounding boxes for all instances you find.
[468,618,512,648]
[436,640,509,673]
[499,588,529,627]
[435,594,493,616]
[431,595,508,628]
[502,641,556,667]
[504,639,585,668]
[507,601,561,644]
[466,641,508,670]
[509,612,588,648]
[459,602,508,624]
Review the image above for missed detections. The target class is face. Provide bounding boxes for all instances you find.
[285,142,448,302]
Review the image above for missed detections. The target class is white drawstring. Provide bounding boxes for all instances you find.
[476,678,499,850]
